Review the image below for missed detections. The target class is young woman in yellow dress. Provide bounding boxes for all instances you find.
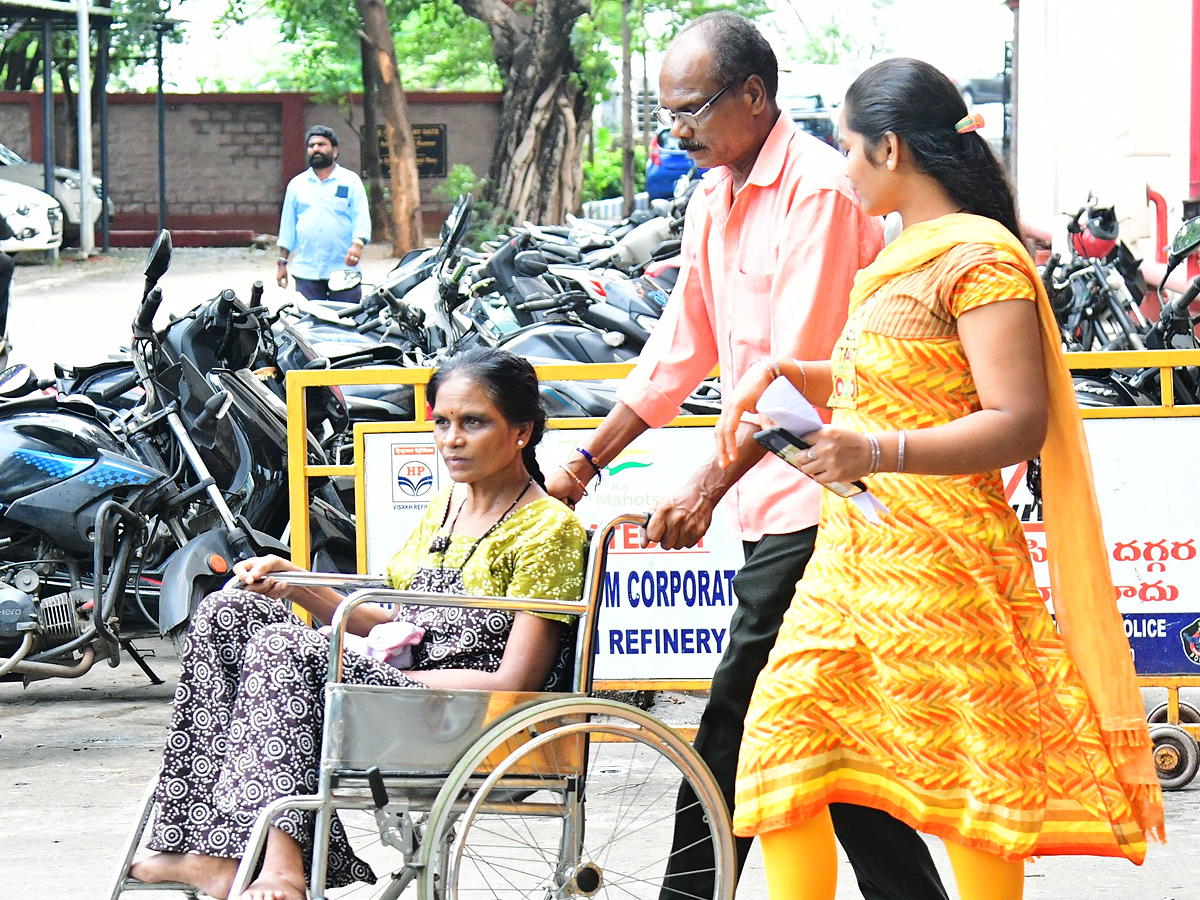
[715,57,1162,900]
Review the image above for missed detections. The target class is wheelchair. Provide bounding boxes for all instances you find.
[107,513,736,900]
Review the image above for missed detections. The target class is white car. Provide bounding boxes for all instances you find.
[0,179,63,256]
[0,141,107,244]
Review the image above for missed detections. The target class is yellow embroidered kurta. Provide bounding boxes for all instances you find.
[733,236,1149,862]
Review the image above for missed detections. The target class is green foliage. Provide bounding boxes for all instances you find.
[642,0,771,50]
[431,164,507,245]
[255,0,498,94]
[791,0,893,66]
[581,127,645,204]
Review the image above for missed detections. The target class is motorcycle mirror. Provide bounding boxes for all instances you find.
[0,364,38,399]
[514,250,549,276]
[327,268,362,292]
[143,230,173,287]
[436,194,474,265]
[1165,216,1200,279]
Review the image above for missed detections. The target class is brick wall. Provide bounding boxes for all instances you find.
[0,90,501,244]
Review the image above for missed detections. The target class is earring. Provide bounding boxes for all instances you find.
[517,440,524,447]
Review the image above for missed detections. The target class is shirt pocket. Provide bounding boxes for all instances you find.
[725,268,774,376]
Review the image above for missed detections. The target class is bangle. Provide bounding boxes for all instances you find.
[865,433,881,475]
[764,358,782,380]
[277,257,288,265]
[576,447,603,482]
[558,463,589,497]
[791,359,808,396]
[896,430,906,473]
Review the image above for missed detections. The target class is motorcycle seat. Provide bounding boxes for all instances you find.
[0,392,103,419]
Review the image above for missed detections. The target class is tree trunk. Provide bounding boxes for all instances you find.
[456,0,592,225]
[620,0,635,217]
[359,35,394,247]
[356,0,422,254]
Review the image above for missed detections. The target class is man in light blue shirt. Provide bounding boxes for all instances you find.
[276,125,371,303]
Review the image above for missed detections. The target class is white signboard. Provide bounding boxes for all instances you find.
[1006,416,1200,675]
[358,414,1200,686]
[357,421,745,684]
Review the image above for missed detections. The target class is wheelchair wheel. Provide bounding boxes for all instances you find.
[420,698,735,900]
[1150,723,1200,790]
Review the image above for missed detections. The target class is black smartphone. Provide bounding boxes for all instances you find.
[753,425,868,499]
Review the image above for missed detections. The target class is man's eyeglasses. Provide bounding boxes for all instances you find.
[652,80,737,130]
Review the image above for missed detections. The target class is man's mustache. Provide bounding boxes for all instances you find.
[678,140,705,152]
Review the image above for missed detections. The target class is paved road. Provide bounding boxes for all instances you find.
[1,250,1199,898]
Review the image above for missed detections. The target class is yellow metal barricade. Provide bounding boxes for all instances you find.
[285,352,1200,748]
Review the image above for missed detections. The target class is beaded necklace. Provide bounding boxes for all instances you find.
[427,478,535,576]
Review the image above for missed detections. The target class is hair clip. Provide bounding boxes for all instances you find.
[954,112,985,134]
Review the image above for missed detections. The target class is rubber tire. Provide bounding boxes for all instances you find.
[1147,700,1200,724]
[1149,723,1200,790]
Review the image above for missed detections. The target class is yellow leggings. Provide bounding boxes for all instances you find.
[759,808,1024,900]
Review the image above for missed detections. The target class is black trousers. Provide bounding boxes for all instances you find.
[660,528,949,900]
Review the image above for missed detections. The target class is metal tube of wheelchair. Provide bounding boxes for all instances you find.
[228,794,327,898]
[577,513,649,692]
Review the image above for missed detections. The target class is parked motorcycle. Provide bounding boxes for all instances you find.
[1071,215,1200,408]
[0,232,355,686]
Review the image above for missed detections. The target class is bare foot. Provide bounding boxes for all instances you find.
[130,852,239,899]
[236,869,308,900]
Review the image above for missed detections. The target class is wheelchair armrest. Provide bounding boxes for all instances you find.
[260,577,590,685]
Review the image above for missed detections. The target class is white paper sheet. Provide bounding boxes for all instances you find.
[757,377,890,524]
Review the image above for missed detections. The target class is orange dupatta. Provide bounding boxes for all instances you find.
[849,213,1164,841]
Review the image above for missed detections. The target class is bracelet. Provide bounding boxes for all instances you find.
[558,463,589,497]
[277,257,288,265]
[576,447,603,482]
[764,358,782,380]
[865,433,881,475]
[896,430,907,473]
[792,359,809,396]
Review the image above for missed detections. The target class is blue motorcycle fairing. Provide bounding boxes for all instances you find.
[4,447,164,555]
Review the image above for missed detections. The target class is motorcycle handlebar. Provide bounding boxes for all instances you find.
[216,288,237,317]
[99,370,141,401]
[1168,274,1200,317]
[357,316,383,334]
[337,299,370,318]
[250,280,264,306]
[514,296,567,312]
[133,285,164,336]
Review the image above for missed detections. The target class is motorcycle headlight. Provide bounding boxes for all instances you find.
[635,314,658,332]
[57,174,81,190]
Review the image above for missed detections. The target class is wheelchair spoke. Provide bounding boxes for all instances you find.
[430,708,734,900]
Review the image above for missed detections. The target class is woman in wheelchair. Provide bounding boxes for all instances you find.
[130,347,587,900]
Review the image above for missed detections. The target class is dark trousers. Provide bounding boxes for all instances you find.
[0,250,12,337]
[660,528,949,900]
[294,275,363,305]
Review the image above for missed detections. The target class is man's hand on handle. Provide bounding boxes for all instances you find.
[644,484,716,550]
